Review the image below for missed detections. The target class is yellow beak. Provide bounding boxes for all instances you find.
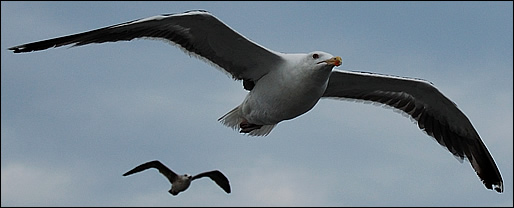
[320,56,342,66]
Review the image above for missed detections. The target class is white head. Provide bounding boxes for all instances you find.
[308,51,342,68]
[286,51,342,81]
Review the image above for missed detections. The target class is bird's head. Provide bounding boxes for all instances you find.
[309,51,342,68]
[184,174,193,179]
[317,55,342,67]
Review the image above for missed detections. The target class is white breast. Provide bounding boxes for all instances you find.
[241,60,331,125]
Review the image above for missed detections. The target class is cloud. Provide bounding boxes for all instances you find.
[1,162,74,206]
[231,155,335,206]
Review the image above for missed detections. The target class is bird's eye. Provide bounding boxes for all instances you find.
[312,53,319,59]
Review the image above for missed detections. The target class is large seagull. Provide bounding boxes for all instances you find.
[8,10,503,193]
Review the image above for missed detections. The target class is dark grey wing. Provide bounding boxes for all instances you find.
[123,160,178,183]
[322,70,503,193]
[8,10,283,82]
[192,170,231,194]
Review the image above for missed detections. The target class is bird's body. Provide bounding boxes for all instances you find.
[9,10,503,193]
[220,52,339,135]
[123,160,231,196]
[168,175,192,195]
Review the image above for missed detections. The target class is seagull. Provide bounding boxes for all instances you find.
[8,10,503,193]
[123,160,231,195]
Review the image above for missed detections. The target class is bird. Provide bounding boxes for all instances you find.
[8,10,503,193]
[123,160,231,196]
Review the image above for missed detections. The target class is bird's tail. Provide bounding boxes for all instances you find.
[218,106,275,136]
[218,106,244,130]
[248,125,275,136]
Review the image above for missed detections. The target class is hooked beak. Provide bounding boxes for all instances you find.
[318,56,342,66]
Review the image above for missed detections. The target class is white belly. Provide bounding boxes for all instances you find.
[241,69,329,125]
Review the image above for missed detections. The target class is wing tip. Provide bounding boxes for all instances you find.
[485,181,504,193]
[8,46,25,53]
[494,183,504,193]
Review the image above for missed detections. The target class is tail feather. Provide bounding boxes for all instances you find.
[218,106,276,136]
[247,125,276,136]
[218,106,244,131]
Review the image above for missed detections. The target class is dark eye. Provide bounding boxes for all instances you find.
[312,53,319,59]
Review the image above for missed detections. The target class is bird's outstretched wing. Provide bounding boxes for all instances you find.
[123,160,178,183]
[192,170,231,194]
[322,70,503,193]
[8,10,283,82]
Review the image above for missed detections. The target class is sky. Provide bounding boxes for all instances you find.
[1,1,512,207]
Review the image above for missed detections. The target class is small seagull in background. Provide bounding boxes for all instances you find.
[123,160,231,196]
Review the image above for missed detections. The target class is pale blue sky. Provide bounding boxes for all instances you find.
[2,1,512,206]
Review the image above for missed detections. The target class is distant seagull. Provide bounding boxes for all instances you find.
[123,160,231,196]
[9,10,502,193]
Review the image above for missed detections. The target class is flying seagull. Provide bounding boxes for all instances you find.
[8,10,503,193]
[123,160,231,195]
